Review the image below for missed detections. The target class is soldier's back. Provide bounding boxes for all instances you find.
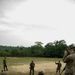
[65,53,75,74]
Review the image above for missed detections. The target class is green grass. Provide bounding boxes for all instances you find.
[0,57,62,66]
[0,57,63,75]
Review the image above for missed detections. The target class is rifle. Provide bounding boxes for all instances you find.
[59,66,66,75]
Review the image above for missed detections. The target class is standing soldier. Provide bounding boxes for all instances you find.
[3,57,8,71]
[63,44,75,75]
[30,61,35,75]
[55,60,62,74]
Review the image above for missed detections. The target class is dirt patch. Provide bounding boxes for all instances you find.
[9,61,65,73]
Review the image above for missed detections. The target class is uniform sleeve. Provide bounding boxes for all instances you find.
[63,54,74,63]
[55,62,58,64]
[34,63,35,67]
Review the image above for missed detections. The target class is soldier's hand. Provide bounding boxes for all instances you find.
[64,50,68,57]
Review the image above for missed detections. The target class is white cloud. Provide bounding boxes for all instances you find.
[0,0,75,46]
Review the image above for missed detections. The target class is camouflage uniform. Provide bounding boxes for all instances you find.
[55,61,62,74]
[3,57,8,71]
[30,61,35,75]
[63,53,75,75]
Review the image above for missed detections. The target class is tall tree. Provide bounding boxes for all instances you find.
[35,41,43,47]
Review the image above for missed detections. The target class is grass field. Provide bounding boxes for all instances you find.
[0,57,65,75]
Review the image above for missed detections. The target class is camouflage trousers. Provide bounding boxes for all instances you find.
[73,73,75,75]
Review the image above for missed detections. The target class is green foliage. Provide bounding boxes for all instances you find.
[0,40,73,58]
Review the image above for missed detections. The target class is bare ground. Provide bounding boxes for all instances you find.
[8,61,66,73]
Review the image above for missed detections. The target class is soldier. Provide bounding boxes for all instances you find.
[60,50,69,75]
[29,61,35,75]
[63,44,75,75]
[3,57,8,71]
[0,70,7,75]
[55,60,62,74]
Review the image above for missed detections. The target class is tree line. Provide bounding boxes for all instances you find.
[0,40,75,58]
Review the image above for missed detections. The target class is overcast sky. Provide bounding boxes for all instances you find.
[0,0,75,47]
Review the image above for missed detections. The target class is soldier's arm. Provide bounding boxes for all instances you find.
[60,63,62,67]
[63,50,69,63]
[63,50,68,58]
[55,63,58,65]
[30,63,31,66]
[34,63,35,67]
[55,62,58,64]
[63,54,74,63]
